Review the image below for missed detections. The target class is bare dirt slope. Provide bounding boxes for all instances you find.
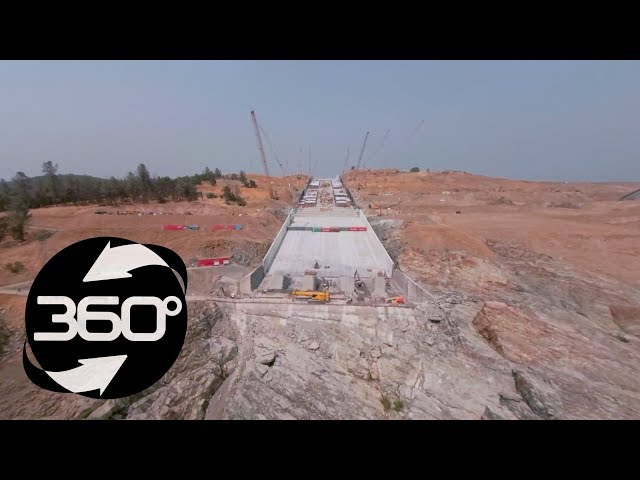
[0,174,306,286]
[337,169,640,418]
[345,169,640,286]
[0,174,305,366]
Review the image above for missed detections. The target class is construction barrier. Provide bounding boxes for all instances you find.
[212,224,242,231]
[305,226,372,232]
[163,224,199,231]
[197,257,230,267]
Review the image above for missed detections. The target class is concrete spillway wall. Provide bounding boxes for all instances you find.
[359,209,395,276]
[263,210,294,273]
[239,209,292,296]
[239,265,265,296]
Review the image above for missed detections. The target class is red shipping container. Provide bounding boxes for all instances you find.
[330,227,340,232]
[357,226,367,231]
[321,227,331,232]
[197,257,230,267]
[163,224,184,230]
[347,227,359,231]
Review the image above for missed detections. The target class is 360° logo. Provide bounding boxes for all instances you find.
[23,237,188,399]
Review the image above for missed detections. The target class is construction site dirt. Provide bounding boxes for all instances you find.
[2,169,640,420]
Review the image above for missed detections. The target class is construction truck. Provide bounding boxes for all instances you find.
[290,290,330,303]
[385,296,405,304]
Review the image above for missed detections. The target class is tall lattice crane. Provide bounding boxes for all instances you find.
[250,110,270,177]
[352,131,370,182]
[342,147,350,175]
[259,125,287,176]
[356,131,370,170]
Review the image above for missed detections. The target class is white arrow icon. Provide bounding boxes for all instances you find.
[83,242,169,282]
[45,355,127,395]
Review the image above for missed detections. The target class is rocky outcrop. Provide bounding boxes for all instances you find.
[396,238,640,419]
[0,301,236,420]
[124,303,237,420]
[2,232,639,420]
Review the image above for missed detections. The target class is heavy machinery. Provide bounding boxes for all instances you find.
[368,199,383,216]
[352,131,370,182]
[385,296,405,304]
[250,110,287,177]
[342,147,350,175]
[290,290,330,303]
[356,131,370,170]
[250,110,269,176]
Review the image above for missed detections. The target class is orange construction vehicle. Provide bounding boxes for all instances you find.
[385,296,405,304]
[290,290,330,303]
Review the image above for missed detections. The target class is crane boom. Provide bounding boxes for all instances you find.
[356,131,370,170]
[250,110,270,177]
[259,125,286,176]
[342,147,350,174]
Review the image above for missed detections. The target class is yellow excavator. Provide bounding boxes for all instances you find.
[290,290,330,303]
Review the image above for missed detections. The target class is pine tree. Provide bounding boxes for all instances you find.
[8,172,31,241]
[136,163,152,203]
[42,161,60,204]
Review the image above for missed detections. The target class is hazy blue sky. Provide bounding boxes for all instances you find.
[1,60,639,181]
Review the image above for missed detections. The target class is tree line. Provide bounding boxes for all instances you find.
[0,162,257,242]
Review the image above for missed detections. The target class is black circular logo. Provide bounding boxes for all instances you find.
[23,237,188,399]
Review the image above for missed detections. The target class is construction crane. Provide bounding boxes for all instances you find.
[368,198,383,216]
[352,131,369,182]
[366,129,391,168]
[298,147,303,176]
[356,131,370,170]
[342,147,350,175]
[259,124,287,176]
[383,120,424,166]
[250,110,270,177]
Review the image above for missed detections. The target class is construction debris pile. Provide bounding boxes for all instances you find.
[299,188,318,207]
[332,179,352,207]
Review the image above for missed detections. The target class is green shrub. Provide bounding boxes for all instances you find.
[380,396,391,411]
[222,186,246,206]
[35,230,55,241]
[5,261,25,274]
[393,399,404,412]
[0,217,7,241]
